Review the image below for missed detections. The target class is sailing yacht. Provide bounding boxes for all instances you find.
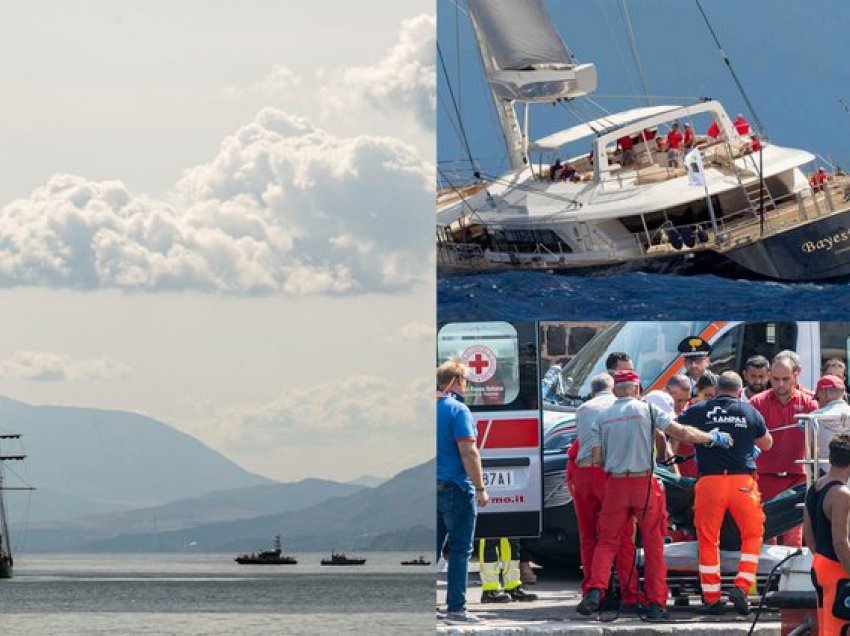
[437,0,850,281]
[0,432,29,579]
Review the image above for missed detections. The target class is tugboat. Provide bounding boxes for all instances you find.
[437,0,850,281]
[320,551,366,566]
[234,535,297,565]
[1,431,33,580]
[400,554,431,566]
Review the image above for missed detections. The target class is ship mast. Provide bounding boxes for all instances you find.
[0,433,30,570]
[466,0,598,171]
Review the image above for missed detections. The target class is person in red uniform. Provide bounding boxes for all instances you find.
[706,119,721,140]
[666,123,684,168]
[677,371,773,615]
[569,372,639,611]
[749,351,819,546]
[617,134,636,167]
[683,123,695,149]
[733,113,750,136]
[810,167,829,191]
[575,370,733,619]
[803,432,850,636]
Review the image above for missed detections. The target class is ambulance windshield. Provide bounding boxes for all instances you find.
[552,321,709,402]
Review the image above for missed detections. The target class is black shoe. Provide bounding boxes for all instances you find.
[728,587,750,615]
[644,603,668,620]
[699,600,727,615]
[481,590,512,604]
[620,603,640,614]
[508,586,538,602]
[576,589,601,616]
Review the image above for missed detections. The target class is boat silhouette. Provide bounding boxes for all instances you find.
[400,554,431,566]
[320,551,366,566]
[234,534,297,565]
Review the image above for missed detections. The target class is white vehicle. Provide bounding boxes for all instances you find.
[438,0,850,280]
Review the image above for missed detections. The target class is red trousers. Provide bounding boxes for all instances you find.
[570,466,638,602]
[586,475,669,606]
[758,472,806,547]
[694,474,764,603]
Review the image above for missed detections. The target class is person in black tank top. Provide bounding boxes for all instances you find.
[803,432,850,636]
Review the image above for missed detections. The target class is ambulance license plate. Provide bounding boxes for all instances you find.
[483,470,514,488]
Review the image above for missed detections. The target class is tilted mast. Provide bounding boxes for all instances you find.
[0,433,27,571]
[467,0,598,170]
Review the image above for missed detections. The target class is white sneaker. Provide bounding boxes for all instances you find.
[445,610,484,624]
[436,608,447,620]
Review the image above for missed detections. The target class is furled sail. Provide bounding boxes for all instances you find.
[468,0,596,101]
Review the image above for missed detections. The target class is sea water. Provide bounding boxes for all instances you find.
[438,270,850,321]
[0,552,434,635]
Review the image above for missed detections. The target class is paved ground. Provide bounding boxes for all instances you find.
[436,566,783,635]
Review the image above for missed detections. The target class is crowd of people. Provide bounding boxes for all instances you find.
[437,337,850,625]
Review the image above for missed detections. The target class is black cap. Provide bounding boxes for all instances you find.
[677,336,712,358]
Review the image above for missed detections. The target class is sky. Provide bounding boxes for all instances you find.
[438,0,850,178]
[0,0,435,483]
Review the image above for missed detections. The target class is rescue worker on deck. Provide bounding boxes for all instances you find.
[477,538,537,603]
[750,351,819,546]
[676,371,773,615]
[575,370,733,618]
[803,432,850,636]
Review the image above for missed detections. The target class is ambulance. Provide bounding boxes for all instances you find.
[532,320,850,568]
[438,320,850,565]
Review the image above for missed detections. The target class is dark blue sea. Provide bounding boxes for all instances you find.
[438,271,849,321]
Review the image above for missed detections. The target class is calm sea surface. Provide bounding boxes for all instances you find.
[438,270,850,321]
[0,553,434,635]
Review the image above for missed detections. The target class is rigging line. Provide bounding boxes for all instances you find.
[595,0,642,99]
[480,173,583,209]
[437,41,479,176]
[437,166,484,218]
[618,0,653,107]
[592,93,703,102]
[454,0,461,117]
[438,90,472,156]
[694,0,766,138]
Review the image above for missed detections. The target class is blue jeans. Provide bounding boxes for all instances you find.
[437,481,477,612]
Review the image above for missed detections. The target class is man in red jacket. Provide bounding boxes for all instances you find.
[749,351,818,546]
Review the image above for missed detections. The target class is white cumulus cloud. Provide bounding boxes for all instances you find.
[0,349,130,382]
[0,107,433,295]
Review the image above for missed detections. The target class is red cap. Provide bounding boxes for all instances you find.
[817,375,844,392]
[612,370,640,386]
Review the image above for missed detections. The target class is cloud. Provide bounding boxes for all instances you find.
[332,14,436,131]
[382,321,434,343]
[0,107,433,295]
[221,64,302,100]
[179,373,433,454]
[0,349,130,382]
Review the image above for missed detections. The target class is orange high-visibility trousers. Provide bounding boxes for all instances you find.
[694,474,765,604]
[812,554,850,636]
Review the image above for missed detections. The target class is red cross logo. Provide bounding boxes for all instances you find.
[462,345,497,383]
[468,353,489,375]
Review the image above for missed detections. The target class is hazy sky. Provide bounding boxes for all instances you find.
[0,1,435,483]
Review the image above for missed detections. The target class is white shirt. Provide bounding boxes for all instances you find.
[813,399,850,468]
[574,390,616,464]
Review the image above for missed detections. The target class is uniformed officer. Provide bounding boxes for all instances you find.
[576,370,733,619]
[677,336,712,398]
[676,371,773,615]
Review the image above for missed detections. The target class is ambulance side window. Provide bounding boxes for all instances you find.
[820,322,850,375]
[738,322,798,371]
[708,325,741,375]
[437,322,522,407]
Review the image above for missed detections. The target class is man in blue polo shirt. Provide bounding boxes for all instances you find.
[437,359,489,625]
[677,371,773,615]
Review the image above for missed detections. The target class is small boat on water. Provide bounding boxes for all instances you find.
[320,552,366,566]
[401,555,431,566]
[234,534,297,565]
